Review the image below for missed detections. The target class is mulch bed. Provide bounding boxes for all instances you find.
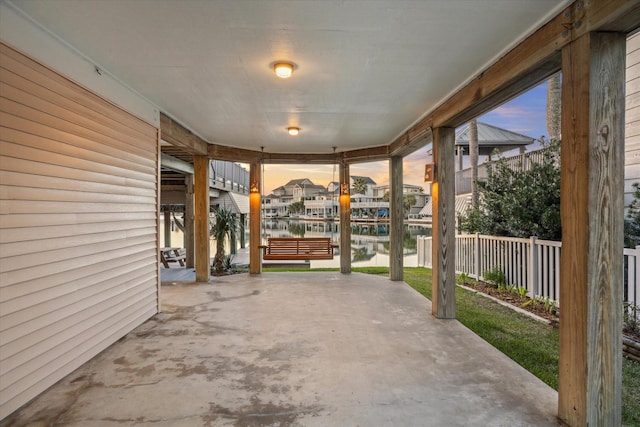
[460,280,640,360]
[460,280,559,323]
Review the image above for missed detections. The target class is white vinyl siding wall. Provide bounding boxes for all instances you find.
[0,43,159,419]
[627,32,640,209]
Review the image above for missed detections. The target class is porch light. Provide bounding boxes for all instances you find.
[250,180,259,193]
[287,126,299,136]
[274,62,294,78]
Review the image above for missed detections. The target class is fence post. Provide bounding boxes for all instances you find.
[529,236,538,298]
[474,232,481,280]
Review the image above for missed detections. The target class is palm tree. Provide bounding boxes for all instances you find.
[210,208,238,272]
[352,177,368,195]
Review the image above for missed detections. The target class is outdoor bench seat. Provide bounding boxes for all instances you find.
[259,237,338,260]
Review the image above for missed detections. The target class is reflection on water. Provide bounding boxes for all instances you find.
[259,219,431,268]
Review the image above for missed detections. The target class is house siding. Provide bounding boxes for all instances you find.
[0,43,159,419]
[627,32,640,209]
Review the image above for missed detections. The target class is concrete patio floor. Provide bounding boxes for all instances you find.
[4,272,560,426]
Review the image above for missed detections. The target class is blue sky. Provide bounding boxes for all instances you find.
[264,80,550,193]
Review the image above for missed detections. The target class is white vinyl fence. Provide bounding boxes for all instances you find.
[417,233,640,308]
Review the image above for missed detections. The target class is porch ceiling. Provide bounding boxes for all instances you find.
[11,0,569,155]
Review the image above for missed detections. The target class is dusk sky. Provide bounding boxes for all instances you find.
[261,80,550,194]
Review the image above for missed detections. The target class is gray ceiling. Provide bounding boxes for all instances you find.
[10,0,569,154]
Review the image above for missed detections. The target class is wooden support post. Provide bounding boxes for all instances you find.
[249,163,262,274]
[193,156,210,282]
[163,207,171,247]
[184,174,194,268]
[389,156,403,281]
[431,127,456,319]
[339,162,351,274]
[558,32,625,427]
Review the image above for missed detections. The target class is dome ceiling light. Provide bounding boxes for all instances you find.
[287,126,300,136]
[274,62,294,79]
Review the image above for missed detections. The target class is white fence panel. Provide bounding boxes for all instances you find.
[415,236,637,308]
[624,246,640,308]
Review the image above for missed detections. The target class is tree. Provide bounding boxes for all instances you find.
[382,191,390,202]
[352,177,368,195]
[403,194,417,218]
[458,139,561,240]
[289,200,305,215]
[625,182,640,248]
[210,208,238,272]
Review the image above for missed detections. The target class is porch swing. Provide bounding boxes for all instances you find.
[258,148,339,261]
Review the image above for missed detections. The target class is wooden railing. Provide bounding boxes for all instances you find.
[417,233,640,308]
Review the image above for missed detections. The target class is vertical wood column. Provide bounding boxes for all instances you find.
[389,156,404,281]
[163,208,171,247]
[339,162,351,274]
[431,127,456,319]
[184,174,195,268]
[249,163,262,274]
[193,156,210,282]
[558,32,625,426]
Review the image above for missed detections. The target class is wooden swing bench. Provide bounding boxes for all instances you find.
[259,237,338,260]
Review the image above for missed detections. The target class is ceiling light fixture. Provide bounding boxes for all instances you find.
[274,62,294,78]
[287,126,300,136]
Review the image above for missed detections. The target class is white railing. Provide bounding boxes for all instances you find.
[417,234,639,308]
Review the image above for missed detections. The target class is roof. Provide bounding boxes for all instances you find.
[455,122,535,156]
[285,178,315,187]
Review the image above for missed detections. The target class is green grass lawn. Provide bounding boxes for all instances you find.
[352,266,640,425]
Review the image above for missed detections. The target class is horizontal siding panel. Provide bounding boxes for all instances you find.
[627,88,640,110]
[1,275,156,363]
[626,119,640,138]
[0,170,156,197]
[1,306,156,420]
[0,221,155,250]
[0,265,155,333]
[628,46,640,66]
[0,117,155,178]
[0,211,156,228]
[0,258,157,317]
[0,111,155,177]
[0,84,156,166]
[0,230,156,269]
[627,104,640,123]
[0,241,156,287]
[0,44,157,141]
[0,199,156,215]
[0,155,155,191]
[0,68,157,158]
[1,117,155,173]
[627,76,640,95]
[0,185,156,206]
[0,44,158,420]
[0,298,157,411]
[627,133,640,151]
[628,64,640,82]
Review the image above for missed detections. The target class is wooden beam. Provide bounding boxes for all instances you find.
[193,156,210,282]
[341,145,389,164]
[249,163,261,274]
[208,144,260,163]
[389,126,433,157]
[389,156,403,281]
[159,113,207,156]
[339,163,351,274]
[431,127,456,319]
[160,152,193,174]
[184,174,194,269]
[558,31,625,426]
